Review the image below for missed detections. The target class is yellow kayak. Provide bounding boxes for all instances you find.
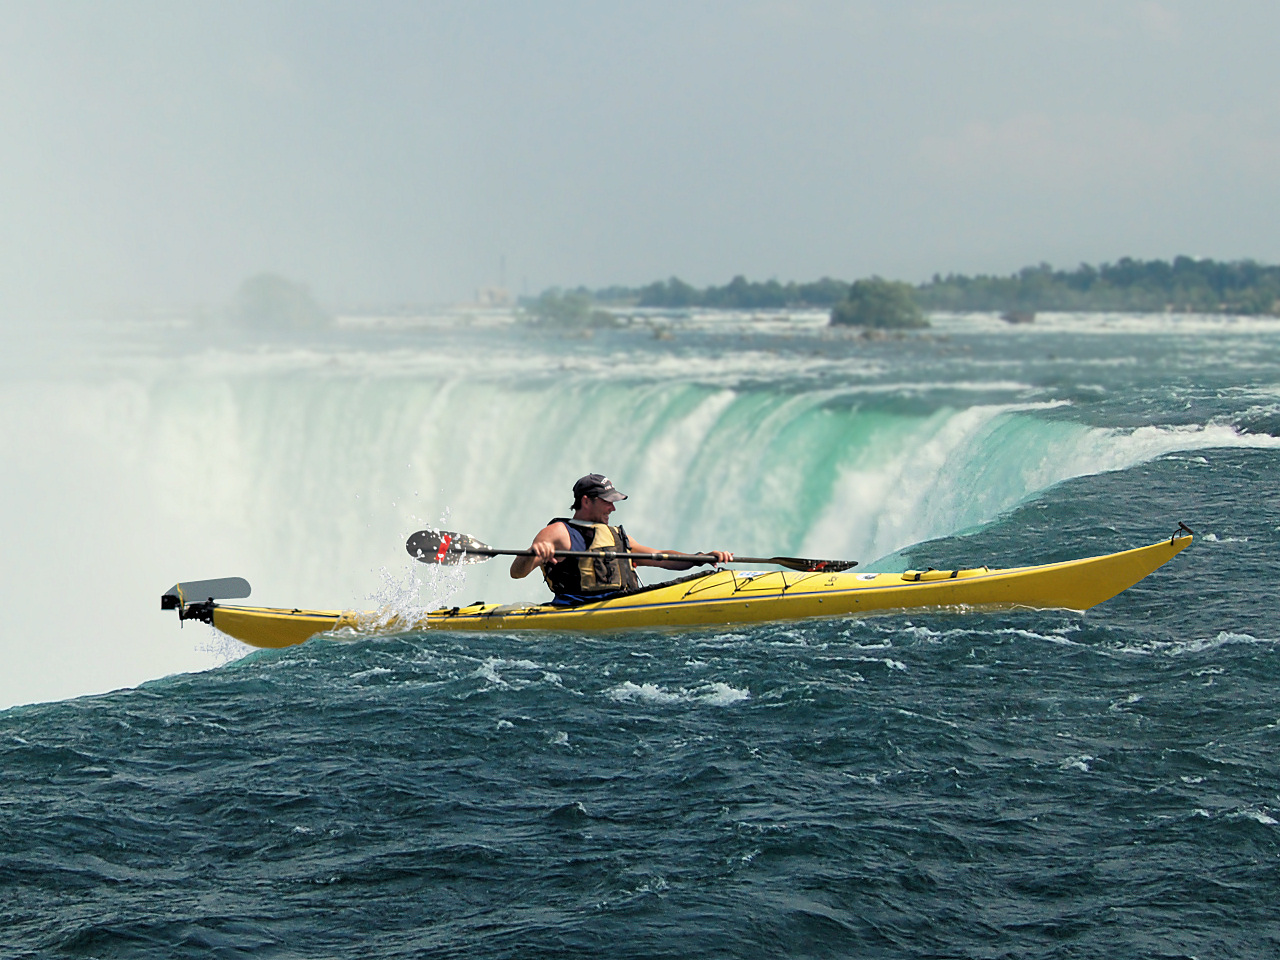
[164,532,1192,649]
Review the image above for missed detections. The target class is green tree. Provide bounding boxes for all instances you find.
[830,277,928,328]
[232,274,329,328]
[637,277,700,308]
[522,289,617,328]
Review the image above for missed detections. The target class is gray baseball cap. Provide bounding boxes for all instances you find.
[572,473,628,502]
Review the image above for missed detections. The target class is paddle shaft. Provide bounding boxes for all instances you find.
[441,544,853,572]
[456,545,721,565]
[406,529,856,572]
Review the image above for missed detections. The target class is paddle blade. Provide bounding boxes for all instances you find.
[161,577,251,609]
[406,529,494,565]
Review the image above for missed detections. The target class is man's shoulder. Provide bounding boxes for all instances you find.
[538,518,574,541]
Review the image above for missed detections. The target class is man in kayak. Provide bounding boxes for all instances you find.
[510,473,734,605]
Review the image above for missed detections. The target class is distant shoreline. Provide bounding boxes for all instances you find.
[559,257,1280,318]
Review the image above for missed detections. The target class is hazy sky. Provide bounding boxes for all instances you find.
[3,0,1279,314]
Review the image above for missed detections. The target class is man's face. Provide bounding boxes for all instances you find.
[579,496,616,523]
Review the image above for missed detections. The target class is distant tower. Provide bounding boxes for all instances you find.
[476,254,512,307]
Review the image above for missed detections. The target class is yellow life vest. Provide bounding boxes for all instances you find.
[542,519,642,601]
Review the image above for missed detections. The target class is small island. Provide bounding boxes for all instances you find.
[830,277,928,329]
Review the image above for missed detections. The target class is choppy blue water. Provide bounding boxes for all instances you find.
[4,311,1280,957]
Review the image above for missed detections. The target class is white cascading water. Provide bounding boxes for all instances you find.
[2,323,1276,709]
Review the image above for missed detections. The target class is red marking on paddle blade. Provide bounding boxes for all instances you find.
[435,534,452,563]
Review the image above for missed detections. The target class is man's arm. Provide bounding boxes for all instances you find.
[628,540,733,570]
[509,522,572,579]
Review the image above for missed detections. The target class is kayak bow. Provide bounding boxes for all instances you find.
[163,529,1193,650]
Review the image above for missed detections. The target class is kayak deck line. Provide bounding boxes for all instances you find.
[165,530,1194,650]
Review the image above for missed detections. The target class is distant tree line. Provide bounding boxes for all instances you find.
[915,257,1280,315]
[594,275,851,309]
[525,257,1280,330]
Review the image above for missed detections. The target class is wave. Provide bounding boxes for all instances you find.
[928,311,1280,337]
[606,679,750,706]
[1112,631,1280,658]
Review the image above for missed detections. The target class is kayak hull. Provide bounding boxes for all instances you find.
[203,534,1192,649]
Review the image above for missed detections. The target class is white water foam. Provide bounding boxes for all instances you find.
[1113,631,1278,657]
[606,680,750,706]
[472,657,548,690]
[930,311,1280,338]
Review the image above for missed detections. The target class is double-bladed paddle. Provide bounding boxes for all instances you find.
[405,529,857,573]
